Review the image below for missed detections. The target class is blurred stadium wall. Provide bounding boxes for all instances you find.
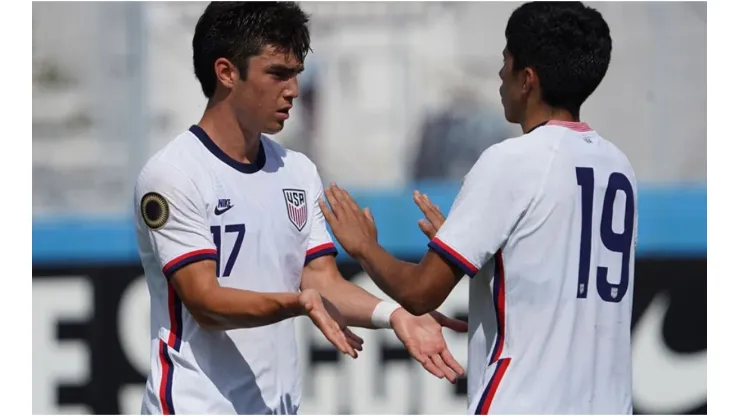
[32,2,706,414]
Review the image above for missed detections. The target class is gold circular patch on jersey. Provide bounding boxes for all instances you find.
[140,192,170,230]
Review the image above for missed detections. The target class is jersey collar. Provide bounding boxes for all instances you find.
[525,120,550,134]
[189,125,266,174]
[526,120,593,134]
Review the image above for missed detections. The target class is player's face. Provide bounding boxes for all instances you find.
[233,45,303,134]
[498,48,525,124]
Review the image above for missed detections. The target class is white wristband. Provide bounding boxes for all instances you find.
[371,301,402,329]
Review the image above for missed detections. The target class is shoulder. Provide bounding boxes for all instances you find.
[465,133,554,189]
[597,134,637,181]
[136,131,204,194]
[474,133,542,168]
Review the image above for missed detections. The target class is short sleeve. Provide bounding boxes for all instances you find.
[134,161,218,278]
[428,145,533,277]
[304,167,338,265]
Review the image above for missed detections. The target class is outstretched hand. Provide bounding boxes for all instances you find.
[390,308,468,383]
[299,289,363,358]
[319,184,378,258]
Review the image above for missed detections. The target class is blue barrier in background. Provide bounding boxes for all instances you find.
[32,184,706,265]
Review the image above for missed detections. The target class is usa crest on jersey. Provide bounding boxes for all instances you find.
[283,189,308,231]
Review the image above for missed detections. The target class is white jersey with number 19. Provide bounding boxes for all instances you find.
[428,121,637,414]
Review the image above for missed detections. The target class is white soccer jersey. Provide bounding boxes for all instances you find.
[134,125,337,414]
[429,121,637,414]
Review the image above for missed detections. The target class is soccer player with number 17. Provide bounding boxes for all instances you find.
[133,2,467,414]
[321,2,637,414]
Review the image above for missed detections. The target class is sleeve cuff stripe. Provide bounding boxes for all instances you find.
[305,247,338,265]
[428,238,480,276]
[306,242,336,256]
[162,249,218,277]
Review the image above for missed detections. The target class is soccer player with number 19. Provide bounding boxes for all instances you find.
[321,2,637,414]
[133,2,467,414]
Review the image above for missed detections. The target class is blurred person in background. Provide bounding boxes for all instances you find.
[133,2,467,415]
[412,93,513,182]
[321,2,637,414]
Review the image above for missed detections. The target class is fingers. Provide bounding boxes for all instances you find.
[324,184,369,222]
[318,199,337,227]
[344,328,365,351]
[335,329,358,358]
[431,311,468,333]
[303,292,360,358]
[409,347,446,380]
[413,190,429,215]
[363,207,374,224]
[432,354,458,383]
[441,349,465,378]
[417,219,436,240]
[413,190,445,229]
[329,184,365,219]
[329,325,356,358]
[330,331,356,358]
[346,336,363,352]
[345,328,365,345]
[445,318,469,333]
[312,312,358,359]
[334,184,362,212]
[324,186,346,219]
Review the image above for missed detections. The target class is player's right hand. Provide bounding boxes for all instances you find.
[299,289,360,358]
[413,190,446,240]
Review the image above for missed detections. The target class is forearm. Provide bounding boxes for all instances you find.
[356,243,425,312]
[195,287,304,330]
[312,278,382,329]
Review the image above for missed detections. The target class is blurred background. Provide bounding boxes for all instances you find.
[32,1,707,414]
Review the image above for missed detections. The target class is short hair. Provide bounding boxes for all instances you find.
[505,2,612,115]
[192,1,311,98]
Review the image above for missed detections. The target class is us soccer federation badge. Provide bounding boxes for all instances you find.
[283,189,308,231]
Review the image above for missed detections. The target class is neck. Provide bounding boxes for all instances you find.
[198,99,262,164]
[520,104,579,134]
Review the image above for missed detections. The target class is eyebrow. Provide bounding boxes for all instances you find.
[266,64,305,74]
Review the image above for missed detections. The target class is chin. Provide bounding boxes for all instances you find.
[503,107,518,124]
[502,101,522,124]
[263,122,285,135]
[504,112,519,124]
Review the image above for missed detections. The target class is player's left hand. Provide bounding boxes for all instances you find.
[390,308,467,383]
[319,184,377,258]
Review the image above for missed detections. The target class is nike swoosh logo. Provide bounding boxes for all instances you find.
[632,292,706,413]
[214,205,234,215]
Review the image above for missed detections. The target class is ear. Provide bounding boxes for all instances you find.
[522,67,537,95]
[214,57,238,90]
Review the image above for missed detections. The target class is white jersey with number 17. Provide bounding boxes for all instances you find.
[428,121,637,414]
[134,125,337,414]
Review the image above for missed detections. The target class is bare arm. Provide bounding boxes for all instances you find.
[355,246,464,316]
[170,259,305,331]
[319,184,465,316]
[357,191,464,315]
[300,255,385,329]
[301,239,469,383]
[170,258,358,356]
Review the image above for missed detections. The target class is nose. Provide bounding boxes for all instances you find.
[284,76,299,101]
